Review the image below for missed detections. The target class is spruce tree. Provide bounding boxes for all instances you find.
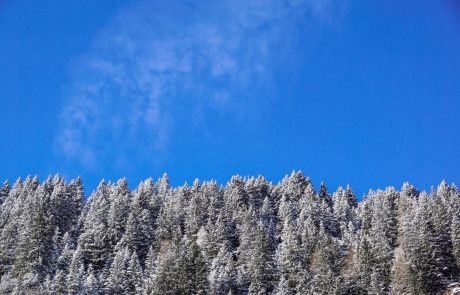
[209,245,237,295]
[0,180,10,209]
[13,186,54,286]
[106,247,143,295]
[83,264,102,295]
[310,225,342,295]
[275,214,303,294]
[78,180,112,271]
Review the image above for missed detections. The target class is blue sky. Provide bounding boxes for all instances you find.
[1,0,459,197]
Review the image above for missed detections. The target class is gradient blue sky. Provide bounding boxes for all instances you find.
[1,0,459,197]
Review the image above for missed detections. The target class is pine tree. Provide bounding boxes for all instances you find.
[203,180,223,225]
[236,209,258,293]
[106,246,143,295]
[156,173,171,197]
[56,232,74,273]
[0,180,10,209]
[142,246,157,294]
[404,193,447,294]
[332,186,357,240]
[108,178,132,248]
[389,247,412,294]
[51,269,67,294]
[185,189,204,235]
[431,181,457,278]
[83,264,102,295]
[0,271,17,294]
[0,178,29,277]
[310,225,342,295]
[147,233,208,295]
[13,185,54,286]
[68,177,85,226]
[356,233,373,292]
[452,213,460,269]
[245,176,272,212]
[115,211,147,261]
[275,214,303,294]
[278,171,309,204]
[130,188,155,263]
[67,246,85,295]
[318,181,333,209]
[367,188,399,294]
[260,196,277,252]
[225,175,249,216]
[177,235,208,294]
[78,180,112,271]
[248,223,276,294]
[209,245,237,295]
[147,235,181,295]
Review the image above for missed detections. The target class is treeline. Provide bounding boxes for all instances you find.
[0,172,459,294]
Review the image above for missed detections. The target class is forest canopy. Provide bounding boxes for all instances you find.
[0,172,459,294]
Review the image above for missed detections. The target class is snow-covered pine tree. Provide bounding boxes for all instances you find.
[310,224,342,295]
[367,188,399,294]
[83,264,103,295]
[275,213,304,294]
[78,180,113,271]
[0,179,24,278]
[332,186,358,240]
[67,246,85,295]
[431,181,457,278]
[106,246,143,295]
[13,185,54,290]
[146,232,208,295]
[247,222,276,294]
[209,245,237,295]
[177,234,208,294]
[108,178,132,249]
[0,180,10,210]
[403,192,447,294]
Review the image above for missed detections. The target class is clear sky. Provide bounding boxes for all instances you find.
[1,0,459,197]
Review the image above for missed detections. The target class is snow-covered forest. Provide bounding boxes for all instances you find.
[0,172,459,294]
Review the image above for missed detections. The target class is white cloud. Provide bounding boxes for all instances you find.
[55,0,343,170]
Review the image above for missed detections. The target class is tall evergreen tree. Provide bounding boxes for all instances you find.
[275,215,304,294]
[83,264,102,295]
[404,193,447,294]
[0,180,10,209]
[13,186,54,287]
[78,181,112,271]
[209,245,237,295]
[310,225,342,295]
[107,247,143,295]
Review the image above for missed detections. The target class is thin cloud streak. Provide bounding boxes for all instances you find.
[55,0,343,171]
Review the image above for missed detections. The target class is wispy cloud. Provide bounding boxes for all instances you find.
[55,0,343,171]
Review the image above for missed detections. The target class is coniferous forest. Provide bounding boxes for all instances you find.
[1,172,460,295]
